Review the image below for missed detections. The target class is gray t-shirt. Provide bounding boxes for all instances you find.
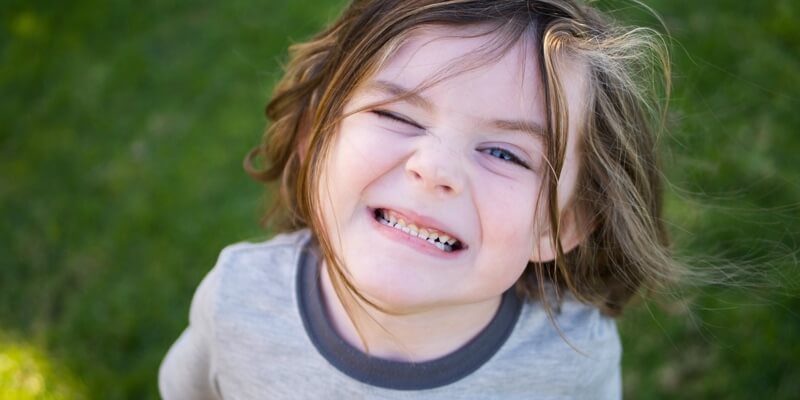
[159,230,621,399]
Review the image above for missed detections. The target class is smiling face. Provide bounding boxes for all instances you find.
[318,26,588,313]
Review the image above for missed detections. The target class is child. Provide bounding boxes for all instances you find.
[160,0,680,398]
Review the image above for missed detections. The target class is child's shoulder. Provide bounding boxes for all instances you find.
[204,229,310,278]
[552,295,619,344]
[175,229,316,388]
[190,229,312,318]
[217,229,312,264]
[513,294,620,354]
[492,295,620,394]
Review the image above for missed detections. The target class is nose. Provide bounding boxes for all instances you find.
[404,141,465,196]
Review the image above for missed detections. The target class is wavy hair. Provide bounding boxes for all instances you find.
[245,0,683,344]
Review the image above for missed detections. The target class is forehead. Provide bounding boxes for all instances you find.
[372,25,546,122]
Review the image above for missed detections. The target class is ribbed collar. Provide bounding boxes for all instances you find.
[296,242,522,390]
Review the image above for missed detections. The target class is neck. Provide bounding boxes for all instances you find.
[319,262,502,362]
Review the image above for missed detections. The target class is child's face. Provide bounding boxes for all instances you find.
[319,26,587,313]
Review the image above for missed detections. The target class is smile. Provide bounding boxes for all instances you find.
[373,208,466,253]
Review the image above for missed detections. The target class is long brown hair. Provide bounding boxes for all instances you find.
[245,0,683,339]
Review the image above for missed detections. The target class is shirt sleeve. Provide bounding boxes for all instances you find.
[159,262,223,400]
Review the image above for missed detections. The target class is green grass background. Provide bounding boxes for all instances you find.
[1,0,798,398]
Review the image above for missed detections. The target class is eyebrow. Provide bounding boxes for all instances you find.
[367,79,548,138]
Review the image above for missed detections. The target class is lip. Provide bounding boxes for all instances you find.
[367,207,467,259]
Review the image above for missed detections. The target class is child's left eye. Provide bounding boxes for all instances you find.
[481,147,530,169]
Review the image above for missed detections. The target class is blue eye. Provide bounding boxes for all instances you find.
[483,147,530,169]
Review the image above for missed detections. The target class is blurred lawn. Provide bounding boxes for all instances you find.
[1,0,798,399]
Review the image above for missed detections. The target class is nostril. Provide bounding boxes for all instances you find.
[405,153,463,195]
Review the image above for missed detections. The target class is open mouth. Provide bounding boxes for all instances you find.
[373,208,466,253]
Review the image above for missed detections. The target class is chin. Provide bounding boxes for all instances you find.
[350,272,442,314]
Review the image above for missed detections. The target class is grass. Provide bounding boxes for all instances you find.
[1,0,798,398]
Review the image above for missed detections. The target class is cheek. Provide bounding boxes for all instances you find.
[476,175,540,250]
[319,118,411,228]
[471,181,536,291]
[475,180,540,290]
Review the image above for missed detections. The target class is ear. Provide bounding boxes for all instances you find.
[529,206,590,263]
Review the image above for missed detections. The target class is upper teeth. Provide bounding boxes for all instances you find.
[377,209,458,249]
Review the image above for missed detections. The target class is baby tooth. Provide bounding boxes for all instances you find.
[379,211,457,247]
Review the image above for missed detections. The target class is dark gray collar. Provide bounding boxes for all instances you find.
[296,243,522,390]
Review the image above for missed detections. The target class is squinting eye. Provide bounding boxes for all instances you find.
[482,147,530,169]
[371,109,425,130]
